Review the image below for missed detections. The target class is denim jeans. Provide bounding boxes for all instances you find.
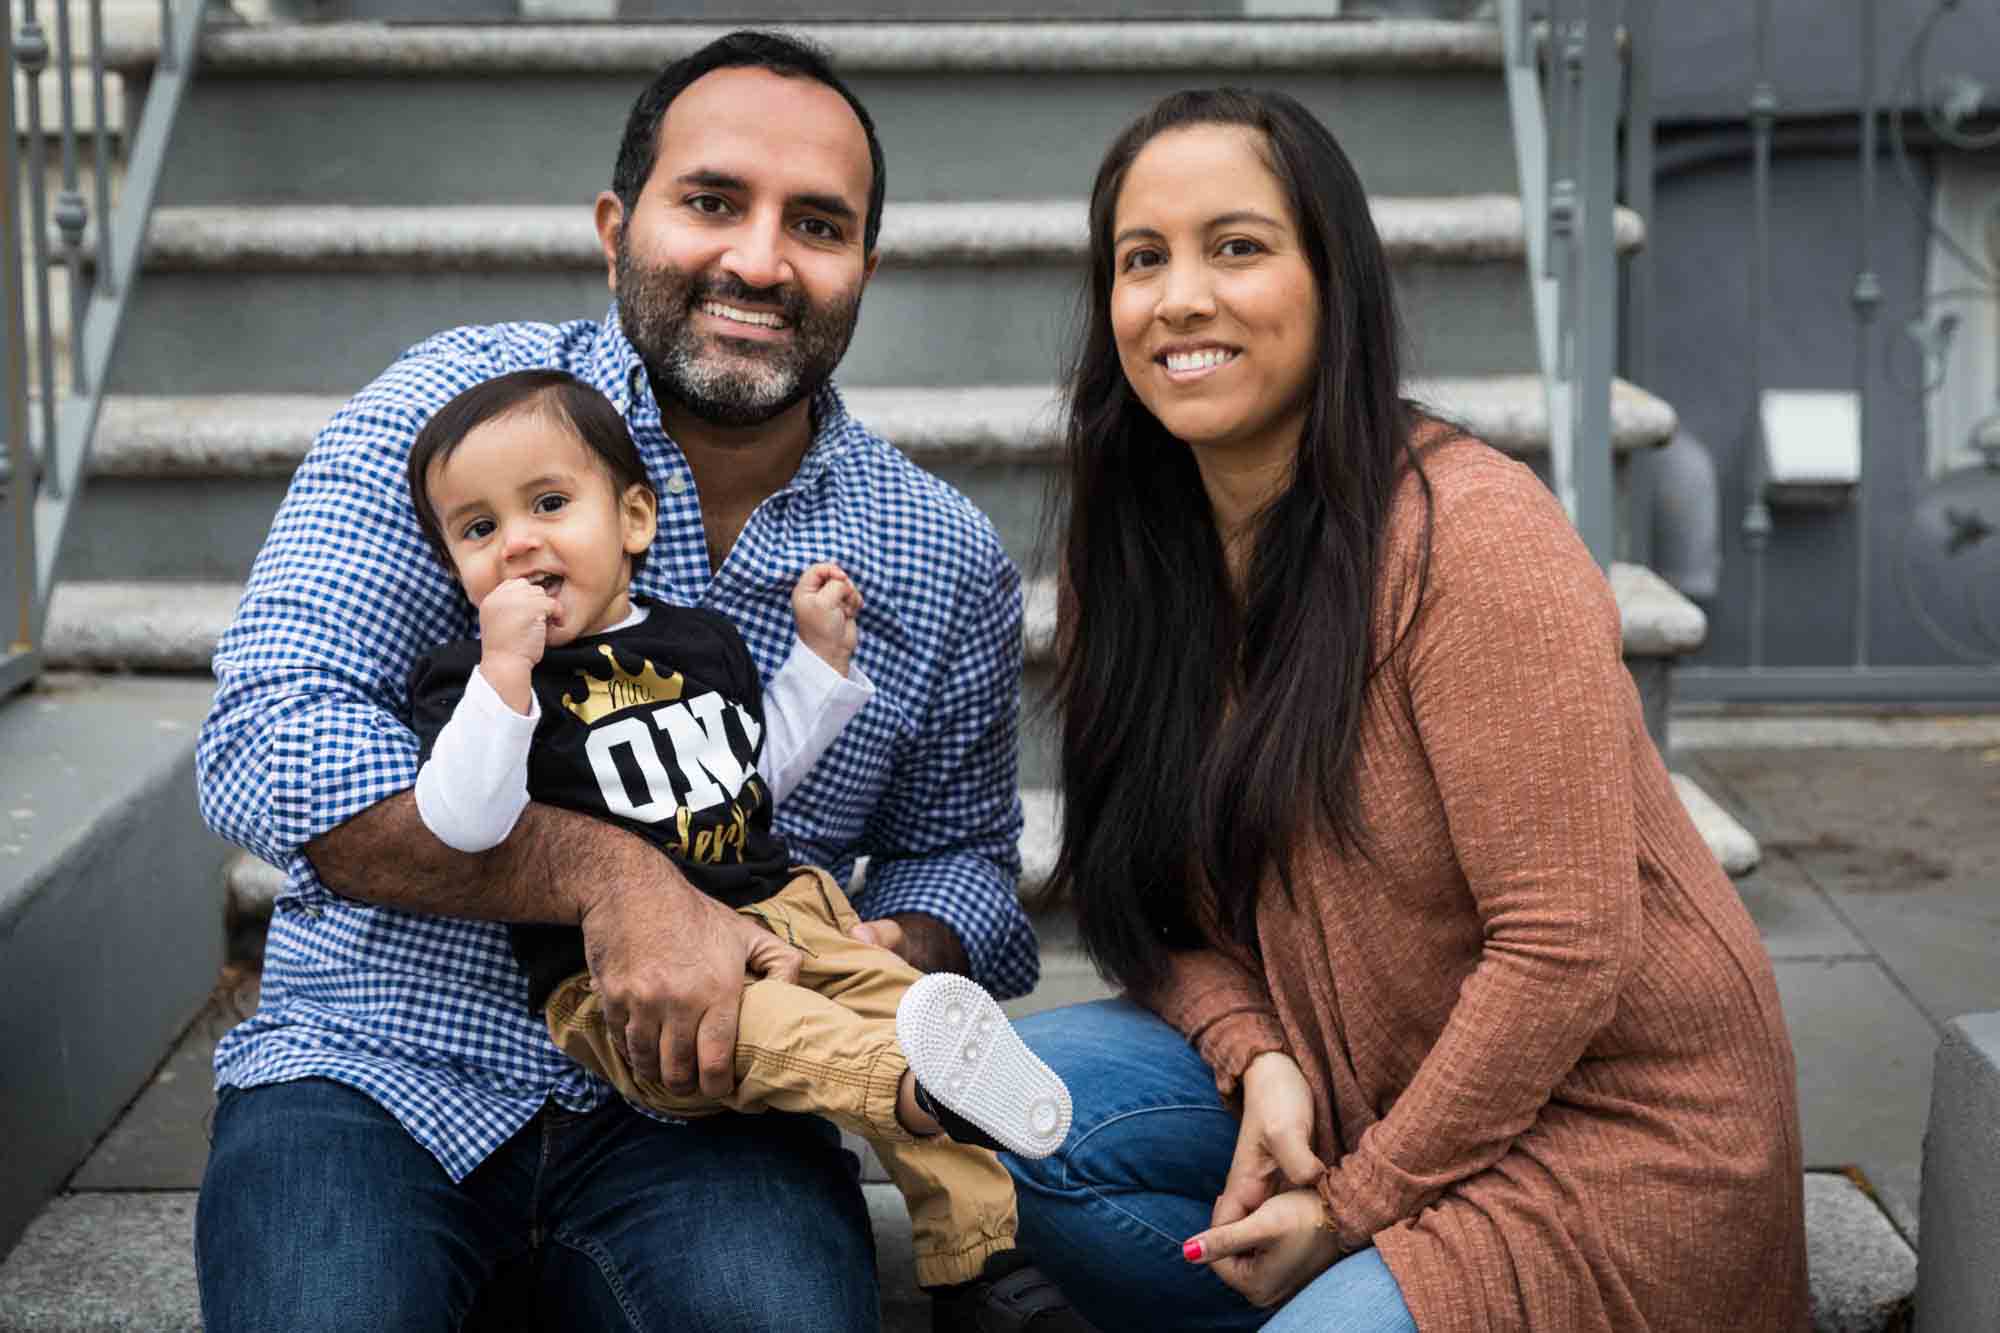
[1003,999,1416,1333]
[195,1077,879,1332]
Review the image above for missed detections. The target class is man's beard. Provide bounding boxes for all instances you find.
[615,238,862,431]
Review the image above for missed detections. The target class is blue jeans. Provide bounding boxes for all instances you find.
[195,1078,878,1332]
[1004,999,1416,1333]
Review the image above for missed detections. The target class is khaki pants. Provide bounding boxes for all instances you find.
[544,866,1018,1288]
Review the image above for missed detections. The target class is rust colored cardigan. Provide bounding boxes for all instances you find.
[1147,436,1809,1332]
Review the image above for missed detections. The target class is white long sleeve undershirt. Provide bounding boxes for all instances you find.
[414,606,874,854]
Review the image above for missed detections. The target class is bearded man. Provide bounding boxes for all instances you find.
[194,30,1081,1332]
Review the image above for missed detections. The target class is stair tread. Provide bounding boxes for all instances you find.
[80,375,1674,477]
[48,553,1707,676]
[138,196,1645,270]
[143,17,1507,77]
[1023,563,1708,665]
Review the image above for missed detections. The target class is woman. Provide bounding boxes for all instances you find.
[1005,89,1809,1332]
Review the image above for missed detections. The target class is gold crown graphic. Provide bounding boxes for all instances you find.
[561,643,685,726]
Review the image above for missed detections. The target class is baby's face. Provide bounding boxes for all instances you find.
[427,412,655,645]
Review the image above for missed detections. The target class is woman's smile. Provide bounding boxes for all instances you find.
[1157,343,1243,381]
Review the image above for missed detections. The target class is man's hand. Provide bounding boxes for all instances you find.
[1212,1051,1324,1230]
[848,911,969,975]
[1183,1188,1342,1309]
[578,863,801,1100]
[477,577,562,715]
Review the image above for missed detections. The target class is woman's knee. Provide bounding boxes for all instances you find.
[1261,1248,1417,1333]
[1006,1001,1239,1198]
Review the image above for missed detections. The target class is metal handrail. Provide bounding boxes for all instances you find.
[1,0,207,701]
[1496,0,1623,568]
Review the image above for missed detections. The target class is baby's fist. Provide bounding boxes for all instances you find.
[793,561,861,676]
[480,576,561,667]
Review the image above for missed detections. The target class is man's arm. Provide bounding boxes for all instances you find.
[308,789,618,923]
[848,538,1036,997]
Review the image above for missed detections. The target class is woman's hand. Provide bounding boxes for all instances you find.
[1183,1187,1343,1309]
[1212,1051,1325,1229]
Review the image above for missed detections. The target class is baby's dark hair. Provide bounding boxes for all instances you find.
[408,369,655,576]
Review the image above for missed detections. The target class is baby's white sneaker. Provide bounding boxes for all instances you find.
[896,972,1072,1160]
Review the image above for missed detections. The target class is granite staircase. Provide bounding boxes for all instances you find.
[3,13,1927,1331]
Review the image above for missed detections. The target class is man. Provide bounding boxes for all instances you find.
[195,30,1084,1331]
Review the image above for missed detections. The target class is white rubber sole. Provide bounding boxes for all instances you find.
[896,972,1073,1160]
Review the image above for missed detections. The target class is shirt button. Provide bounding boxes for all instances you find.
[665,472,688,496]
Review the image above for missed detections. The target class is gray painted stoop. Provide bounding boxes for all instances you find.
[10,13,1933,1332]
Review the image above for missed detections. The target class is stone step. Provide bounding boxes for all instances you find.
[48,376,1677,582]
[0,1170,1916,1333]
[72,374,1674,471]
[1021,562,1707,665]
[107,197,1640,394]
[133,19,1518,207]
[43,553,1702,680]
[133,197,1645,272]
[0,674,226,1261]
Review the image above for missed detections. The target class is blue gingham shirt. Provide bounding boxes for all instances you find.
[197,308,1034,1181]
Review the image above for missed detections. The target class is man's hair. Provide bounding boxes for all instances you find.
[609,30,887,256]
[407,369,656,576]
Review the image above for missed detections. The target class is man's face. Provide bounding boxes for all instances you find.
[601,66,878,432]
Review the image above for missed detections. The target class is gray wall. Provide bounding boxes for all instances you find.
[1637,3,2000,684]
[1650,0,2000,122]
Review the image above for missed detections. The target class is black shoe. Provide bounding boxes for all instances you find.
[929,1251,1100,1333]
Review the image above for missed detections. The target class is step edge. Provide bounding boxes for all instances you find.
[136,197,1642,271]
[78,376,1675,475]
[137,19,1507,79]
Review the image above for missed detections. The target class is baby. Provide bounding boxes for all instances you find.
[402,367,1069,1296]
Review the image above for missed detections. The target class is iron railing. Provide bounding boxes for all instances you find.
[1498,0,1627,568]
[1678,0,2000,701]
[1,0,206,701]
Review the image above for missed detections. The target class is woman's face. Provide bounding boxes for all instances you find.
[1109,124,1321,476]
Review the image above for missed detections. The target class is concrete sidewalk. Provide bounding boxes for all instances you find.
[10,712,1999,1328]
[1675,712,2000,1231]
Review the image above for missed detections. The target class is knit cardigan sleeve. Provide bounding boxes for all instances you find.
[1317,458,1644,1252]
[1138,947,1290,1100]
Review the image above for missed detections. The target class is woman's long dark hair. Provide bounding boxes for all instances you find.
[1047,88,1433,996]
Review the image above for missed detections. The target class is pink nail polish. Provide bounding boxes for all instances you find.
[1183,1239,1203,1262]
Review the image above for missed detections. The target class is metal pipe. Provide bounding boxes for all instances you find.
[1850,0,1879,669]
[1621,0,1655,390]
[1743,0,1776,669]
[1567,0,1618,566]
[51,0,87,396]
[156,0,171,69]
[15,0,58,495]
[2,0,38,658]
[87,0,110,295]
